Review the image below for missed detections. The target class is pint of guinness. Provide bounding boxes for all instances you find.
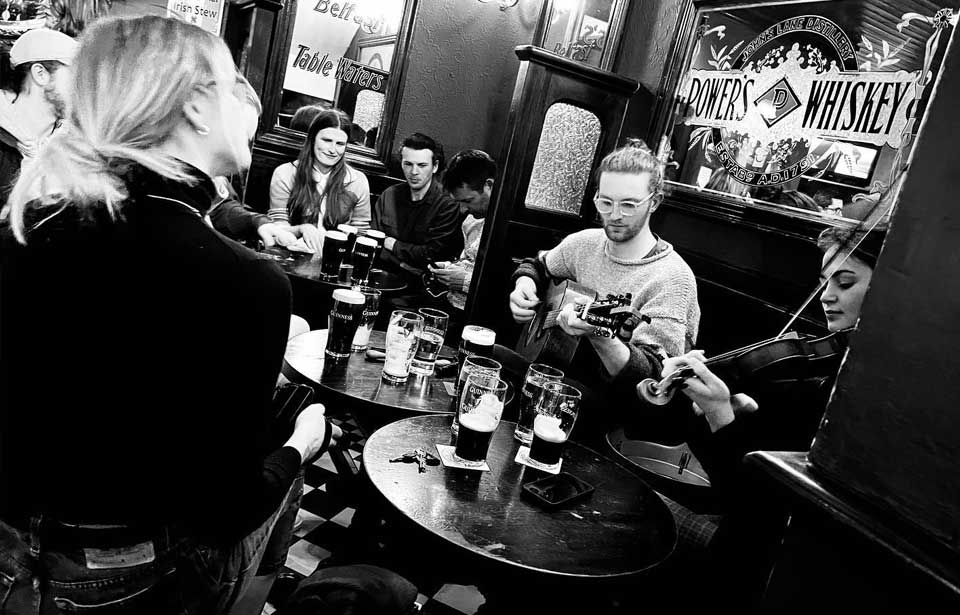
[526,382,581,468]
[337,224,358,259]
[453,373,507,466]
[455,412,498,464]
[363,229,386,265]
[529,415,568,466]
[351,236,377,285]
[325,288,366,360]
[457,325,496,374]
[320,230,349,279]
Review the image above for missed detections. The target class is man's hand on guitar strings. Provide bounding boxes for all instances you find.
[510,276,541,323]
[556,300,598,337]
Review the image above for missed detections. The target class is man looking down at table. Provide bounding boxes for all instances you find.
[509,139,700,387]
[422,149,497,333]
[372,132,463,278]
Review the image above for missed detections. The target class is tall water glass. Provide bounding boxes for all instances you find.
[451,355,501,436]
[528,382,581,468]
[350,286,381,351]
[514,363,565,444]
[410,308,449,375]
[382,310,423,384]
[454,372,508,467]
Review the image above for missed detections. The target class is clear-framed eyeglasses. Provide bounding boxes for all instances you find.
[593,192,657,216]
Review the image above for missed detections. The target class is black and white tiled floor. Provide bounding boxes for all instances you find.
[263,414,488,615]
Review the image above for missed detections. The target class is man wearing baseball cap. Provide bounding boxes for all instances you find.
[0,28,77,204]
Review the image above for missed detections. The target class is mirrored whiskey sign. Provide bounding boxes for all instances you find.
[667,1,957,220]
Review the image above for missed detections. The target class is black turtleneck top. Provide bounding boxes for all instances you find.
[0,164,299,545]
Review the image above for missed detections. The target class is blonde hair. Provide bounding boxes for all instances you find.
[596,138,668,202]
[7,15,236,243]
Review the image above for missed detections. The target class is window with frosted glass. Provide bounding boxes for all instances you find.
[525,103,601,215]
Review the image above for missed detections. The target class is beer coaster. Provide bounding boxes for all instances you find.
[442,382,457,397]
[515,446,562,475]
[435,444,490,472]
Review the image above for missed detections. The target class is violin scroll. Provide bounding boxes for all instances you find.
[637,378,673,406]
[637,366,695,406]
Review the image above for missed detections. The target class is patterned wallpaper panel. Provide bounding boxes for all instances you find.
[525,103,601,214]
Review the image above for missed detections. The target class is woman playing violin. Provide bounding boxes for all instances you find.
[671,226,879,445]
[639,226,884,608]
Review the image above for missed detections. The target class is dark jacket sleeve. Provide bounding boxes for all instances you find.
[390,197,463,268]
[0,139,23,207]
[510,254,551,294]
[210,198,271,242]
[686,378,832,509]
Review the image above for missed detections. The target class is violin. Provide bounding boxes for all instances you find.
[637,328,852,406]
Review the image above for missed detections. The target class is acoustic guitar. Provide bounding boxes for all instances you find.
[515,280,647,366]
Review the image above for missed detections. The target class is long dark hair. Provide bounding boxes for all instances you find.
[287,109,353,229]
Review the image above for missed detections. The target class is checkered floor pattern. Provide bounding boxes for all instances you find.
[262,414,488,615]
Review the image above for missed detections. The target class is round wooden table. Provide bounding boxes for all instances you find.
[259,248,407,328]
[363,415,677,581]
[283,330,514,430]
[283,329,457,418]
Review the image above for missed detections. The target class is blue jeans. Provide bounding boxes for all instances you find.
[256,471,304,577]
[0,501,285,614]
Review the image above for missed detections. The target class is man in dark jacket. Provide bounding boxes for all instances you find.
[0,28,77,204]
[372,132,463,278]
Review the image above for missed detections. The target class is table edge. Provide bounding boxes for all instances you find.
[363,416,678,579]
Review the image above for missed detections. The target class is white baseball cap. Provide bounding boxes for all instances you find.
[9,28,78,68]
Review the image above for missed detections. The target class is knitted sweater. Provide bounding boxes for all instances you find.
[542,229,700,358]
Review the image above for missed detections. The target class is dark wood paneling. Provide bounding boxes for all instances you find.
[810,26,960,558]
[748,453,960,609]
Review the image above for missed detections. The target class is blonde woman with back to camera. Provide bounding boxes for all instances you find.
[0,16,339,614]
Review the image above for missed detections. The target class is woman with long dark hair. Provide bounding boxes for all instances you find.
[268,108,370,251]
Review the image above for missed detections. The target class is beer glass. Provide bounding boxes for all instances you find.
[528,382,581,467]
[337,223,358,257]
[320,230,349,279]
[351,236,377,285]
[350,286,381,351]
[454,372,507,467]
[382,310,423,384]
[452,355,501,436]
[514,363,565,444]
[363,229,386,264]
[325,288,366,360]
[410,308,449,375]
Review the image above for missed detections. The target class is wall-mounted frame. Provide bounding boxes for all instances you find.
[533,0,631,71]
[252,0,420,175]
[652,0,956,228]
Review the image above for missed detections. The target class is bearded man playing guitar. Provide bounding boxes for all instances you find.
[509,140,700,385]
